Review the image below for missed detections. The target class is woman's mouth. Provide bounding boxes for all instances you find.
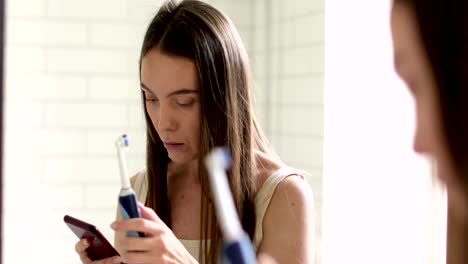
[163,142,184,150]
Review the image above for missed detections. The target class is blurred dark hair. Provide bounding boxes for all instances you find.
[396,0,468,184]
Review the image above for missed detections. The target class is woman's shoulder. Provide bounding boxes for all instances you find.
[254,150,283,188]
[254,149,308,192]
[251,151,314,249]
[130,168,147,189]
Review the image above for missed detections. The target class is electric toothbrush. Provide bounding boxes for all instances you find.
[115,134,144,237]
[204,147,256,264]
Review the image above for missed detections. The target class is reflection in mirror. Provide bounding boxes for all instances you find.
[4,0,323,263]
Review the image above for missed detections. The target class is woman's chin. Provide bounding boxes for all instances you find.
[447,183,468,222]
[167,154,197,166]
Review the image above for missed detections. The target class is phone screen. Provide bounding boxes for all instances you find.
[64,215,120,261]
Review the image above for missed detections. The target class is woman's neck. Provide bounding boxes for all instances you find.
[446,193,468,264]
[167,159,200,186]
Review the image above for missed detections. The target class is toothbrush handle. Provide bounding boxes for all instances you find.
[119,191,144,237]
[222,232,256,264]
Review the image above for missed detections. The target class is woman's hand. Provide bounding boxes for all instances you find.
[111,202,197,264]
[74,239,122,264]
[257,254,278,264]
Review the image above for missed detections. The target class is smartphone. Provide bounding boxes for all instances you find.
[63,215,120,261]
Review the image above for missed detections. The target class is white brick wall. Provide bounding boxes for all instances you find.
[4,0,323,263]
[4,0,153,262]
[47,0,128,19]
[46,49,129,74]
[7,19,87,46]
[251,1,324,263]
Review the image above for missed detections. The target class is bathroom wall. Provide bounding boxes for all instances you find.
[3,0,324,263]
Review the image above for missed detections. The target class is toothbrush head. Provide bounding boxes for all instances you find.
[205,147,232,171]
[115,134,129,148]
[122,134,128,147]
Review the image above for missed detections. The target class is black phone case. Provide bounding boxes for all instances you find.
[64,215,120,261]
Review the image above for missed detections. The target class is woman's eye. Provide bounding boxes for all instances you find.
[145,97,158,103]
[176,99,194,106]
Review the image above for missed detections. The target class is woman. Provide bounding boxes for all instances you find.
[390,0,468,263]
[75,0,314,263]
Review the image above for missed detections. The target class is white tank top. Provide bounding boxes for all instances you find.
[133,167,304,261]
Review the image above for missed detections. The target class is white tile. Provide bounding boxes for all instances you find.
[4,156,43,185]
[5,46,45,74]
[127,0,164,22]
[7,19,87,46]
[45,103,128,128]
[43,157,120,183]
[128,47,142,78]
[280,105,323,136]
[89,76,140,101]
[283,45,324,76]
[48,0,127,19]
[206,1,231,18]
[4,99,43,128]
[253,0,267,27]
[129,104,146,128]
[40,130,88,155]
[279,135,323,167]
[43,184,85,208]
[3,208,86,263]
[253,104,266,130]
[252,26,266,52]
[6,75,87,100]
[6,0,46,16]
[282,0,324,19]
[87,129,146,155]
[87,129,123,155]
[46,49,128,74]
[85,185,121,209]
[303,168,323,187]
[283,14,324,47]
[226,0,252,28]
[299,14,324,44]
[127,155,147,176]
[237,27,253,52]
[251,78,266,104]
[4,129,87,155]
[279,76,324,105]
[271,0,284,23]
[126,130,147,155]
[270,49,284,77]
[252,52,265,78]
[90,23,145,48]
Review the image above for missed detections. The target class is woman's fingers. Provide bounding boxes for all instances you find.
[75,239,122,264]
[75,239,90,253]
[137,202,165,225]
[75,239,93,263]
[118,236,157,251]
[111,218,164,236]
[257,254,278,264]
[91,256,122,264]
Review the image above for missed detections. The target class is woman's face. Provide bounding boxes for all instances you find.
[140,49,201,165]
[390,3,455,185]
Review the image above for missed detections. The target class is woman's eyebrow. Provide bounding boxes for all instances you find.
[140,82,198,97]
[140,82,154,94]
[167,89,198,97]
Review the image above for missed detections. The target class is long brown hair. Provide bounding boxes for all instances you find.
[393,1,468,263]
[393,0,468,186]
[139,0,277,262]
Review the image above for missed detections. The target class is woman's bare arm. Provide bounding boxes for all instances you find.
[257,176,315,264]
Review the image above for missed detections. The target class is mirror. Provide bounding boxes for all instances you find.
[3,0,324,263]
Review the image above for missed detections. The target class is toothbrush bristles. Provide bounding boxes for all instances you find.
[122,134,129,147]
